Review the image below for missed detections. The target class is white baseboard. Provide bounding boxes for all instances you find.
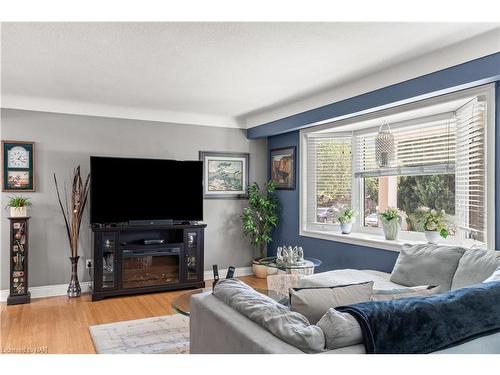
[203,266,254,280]
[0,281,92,302]
[1,267,254,302]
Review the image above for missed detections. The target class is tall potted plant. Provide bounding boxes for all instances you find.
[241,181,279,278]
[54,166,90,297]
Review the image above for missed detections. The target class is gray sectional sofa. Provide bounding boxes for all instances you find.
[190,245,500,354]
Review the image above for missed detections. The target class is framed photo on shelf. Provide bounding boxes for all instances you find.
[2,141,35,192]
[270,146,296,190]
[199,151,249,199]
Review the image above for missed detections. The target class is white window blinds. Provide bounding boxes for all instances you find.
[305,134,352,223]
[353,115,456,178]
[455,96,487,242]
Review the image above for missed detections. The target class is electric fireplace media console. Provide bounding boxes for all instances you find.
[90,223,206,301]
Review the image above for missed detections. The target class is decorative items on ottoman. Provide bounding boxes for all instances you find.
[266,250,322,295]
[7,217,31,305]
[276,245,304,265]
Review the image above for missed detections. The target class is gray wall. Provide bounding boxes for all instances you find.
[0,109,267,289]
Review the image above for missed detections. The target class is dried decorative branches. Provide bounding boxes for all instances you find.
[54,166,90,258]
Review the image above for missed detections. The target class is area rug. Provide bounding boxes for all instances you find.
[89,314,190,354]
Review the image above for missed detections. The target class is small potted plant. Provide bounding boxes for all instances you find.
[337,208,357,234]
[415,206,449,244]
[241,181,279,278]
[6,195,32,217]
[379,207,402,240]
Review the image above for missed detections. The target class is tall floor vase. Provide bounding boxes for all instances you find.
[68,256,81,297]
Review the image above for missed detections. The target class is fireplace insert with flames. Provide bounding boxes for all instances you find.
[122,246,181,289]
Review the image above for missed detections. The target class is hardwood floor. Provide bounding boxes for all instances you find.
[0,276,267,354]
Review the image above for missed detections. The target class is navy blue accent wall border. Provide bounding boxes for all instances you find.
[496,81,500,249]
[264,54,500,273]
[250,52,500,139]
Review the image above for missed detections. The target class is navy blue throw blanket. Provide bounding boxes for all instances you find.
[337,282,500,354]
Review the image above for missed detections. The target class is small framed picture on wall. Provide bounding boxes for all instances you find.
[270,146,296,190]
[2,141,36,192]
[199,151,250,199]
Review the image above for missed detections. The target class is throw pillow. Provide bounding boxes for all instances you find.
[316,308,363,349]
[484,266,500,283]
[289,281,374,324]
[371,285,439,301]
[452,249,500,289]
[390,244,467,292]
[213,278,325,353]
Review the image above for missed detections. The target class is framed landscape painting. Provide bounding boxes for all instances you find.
[270,146,296,190]
[199,151,249,199]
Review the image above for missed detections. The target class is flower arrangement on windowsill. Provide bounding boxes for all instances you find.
[379,207,403,240]
[415,206,449,244]
[337,208,357,234]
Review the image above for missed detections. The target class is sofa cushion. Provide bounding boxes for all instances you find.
[298,269,403,290]
[370,285,439,301]
[451,249,500,289]
[316,308,363,350]
[484,266,500,283]
[390,244,467,292]
[212,278,325,353]
[289,282,374,324]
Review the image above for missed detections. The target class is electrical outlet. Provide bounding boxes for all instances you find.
[86,259,92,269]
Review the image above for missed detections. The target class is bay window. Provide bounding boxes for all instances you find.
[300,85,495,250]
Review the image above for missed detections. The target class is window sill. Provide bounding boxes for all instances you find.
[299,228,481,253]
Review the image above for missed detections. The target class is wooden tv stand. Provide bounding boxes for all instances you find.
[90,223,206,301]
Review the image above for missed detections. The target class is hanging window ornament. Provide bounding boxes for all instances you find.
[375,122,395,167]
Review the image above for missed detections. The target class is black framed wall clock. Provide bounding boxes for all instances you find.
[2,141,36,192]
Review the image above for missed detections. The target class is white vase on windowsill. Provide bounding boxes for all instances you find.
[340,222,352,234]
[381,218,401,240]
[425,231,440,244]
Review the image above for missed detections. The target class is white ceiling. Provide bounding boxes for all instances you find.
[1,22,499,128]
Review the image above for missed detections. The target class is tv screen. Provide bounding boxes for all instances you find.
[90,156,203,224]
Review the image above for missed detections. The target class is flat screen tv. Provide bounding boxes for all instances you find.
[90,156,203,224]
